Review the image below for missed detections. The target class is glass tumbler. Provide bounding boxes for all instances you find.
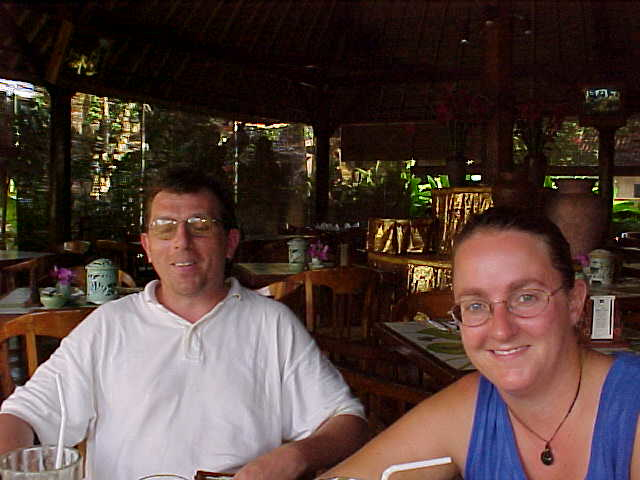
[0,445,82,480]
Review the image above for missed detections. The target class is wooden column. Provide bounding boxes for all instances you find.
[313,122,332,223]
[484,4,514,185]
[48,86,73,249]
[597,126,617,226]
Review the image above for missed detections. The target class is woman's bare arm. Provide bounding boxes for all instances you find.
[320,374,479,480]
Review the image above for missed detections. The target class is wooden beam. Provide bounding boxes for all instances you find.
[598,127,617,226]
[48,86,73,249]
[483,2,513,185]
[45,19,74,85]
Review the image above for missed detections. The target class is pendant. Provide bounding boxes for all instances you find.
[540,445,554,466]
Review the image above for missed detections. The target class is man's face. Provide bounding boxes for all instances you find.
[140,189,240,304]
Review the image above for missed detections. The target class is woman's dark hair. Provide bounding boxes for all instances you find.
[143,165,238,231]
[452,206,575,289]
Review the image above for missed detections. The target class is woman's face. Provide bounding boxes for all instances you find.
[453,228,586,396]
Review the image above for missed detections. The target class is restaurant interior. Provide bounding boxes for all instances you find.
[1,0,640,434]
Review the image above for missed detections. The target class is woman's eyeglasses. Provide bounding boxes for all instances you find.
[449,286,564,327]
[148,215,223,240]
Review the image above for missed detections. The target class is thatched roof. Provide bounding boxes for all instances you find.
[2,1,639,126]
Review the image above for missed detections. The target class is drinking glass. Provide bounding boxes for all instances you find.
[0,445,82,480]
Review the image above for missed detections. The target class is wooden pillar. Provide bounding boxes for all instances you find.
[48,86,73,249]
[484,4,514,185]
[0,96,13,249]
[313,122,332,223]
[597,126,617,226]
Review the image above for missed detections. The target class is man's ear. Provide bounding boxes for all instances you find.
[568,278,588,326]
[225,228,241,260]
[140,232,153,264]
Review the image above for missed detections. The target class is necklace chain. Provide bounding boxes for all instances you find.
[507,357,583,466]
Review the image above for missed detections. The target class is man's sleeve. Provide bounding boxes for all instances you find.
[0,313,98,447]
[278,313,365,441]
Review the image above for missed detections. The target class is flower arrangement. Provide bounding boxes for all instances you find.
[50,266,75,286]
[514,101,568,156]
[308,240,329,263]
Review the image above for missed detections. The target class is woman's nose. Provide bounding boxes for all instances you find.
[488,301,518,339]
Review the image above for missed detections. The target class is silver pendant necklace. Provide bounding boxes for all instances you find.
[507,359,583,466]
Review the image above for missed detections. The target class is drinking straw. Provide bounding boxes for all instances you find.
[380,457,452,480]
[55,373,67,469]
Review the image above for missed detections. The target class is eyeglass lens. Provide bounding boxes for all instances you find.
[452,289,554,326]
[150,216,218,239]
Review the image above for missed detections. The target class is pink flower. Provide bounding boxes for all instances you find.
[51,266,75,285]
[574,255,590,268]
[308,240,329,261]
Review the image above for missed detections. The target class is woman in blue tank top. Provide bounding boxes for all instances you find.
[322,206,640,480]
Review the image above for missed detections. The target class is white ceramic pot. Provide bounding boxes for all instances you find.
[86,258,118,304]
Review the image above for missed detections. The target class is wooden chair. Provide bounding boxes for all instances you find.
[95,239,132,271]
[0,258,42,298]
[287,266,381,340]
[0,253,90,297]
[315,335,431,434]
[0,309,91,398]
[391,290,454,323]
[61,240,91,256]
[253,278,305,319]
[0,309,92,459]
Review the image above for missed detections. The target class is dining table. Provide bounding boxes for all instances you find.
[232,262,305,289]
[0,250,53,269]
[374,320,640,391]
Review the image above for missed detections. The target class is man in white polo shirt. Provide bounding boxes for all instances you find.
[0,166,368,480]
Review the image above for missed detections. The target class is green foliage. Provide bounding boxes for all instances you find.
[330,159,445,221]
[611,200,640,235]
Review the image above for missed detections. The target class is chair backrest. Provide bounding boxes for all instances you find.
[314,335,430,434]
[1,253,91,296]
[0,258,42,296]
[0,309,91,457]
[255,277,305,316]
[290,266,381,340]
[61,240,91,255]
[391,290,454,323]
[0,309,91,380]
[95,239,131,270]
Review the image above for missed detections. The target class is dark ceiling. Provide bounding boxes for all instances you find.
[1,0,639,126]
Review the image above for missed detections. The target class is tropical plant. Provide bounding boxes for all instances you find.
[611,200,640,236]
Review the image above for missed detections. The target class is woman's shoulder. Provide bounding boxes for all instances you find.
[410,372,480,428]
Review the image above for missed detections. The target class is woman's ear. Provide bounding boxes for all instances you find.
[568,278,588,326]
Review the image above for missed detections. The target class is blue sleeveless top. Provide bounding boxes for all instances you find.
[465,352,640,479]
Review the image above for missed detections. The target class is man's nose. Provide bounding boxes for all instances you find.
[172,222,192,247]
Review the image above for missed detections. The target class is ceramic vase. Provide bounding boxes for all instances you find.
[544,179,609,258]
[56,282,71,299]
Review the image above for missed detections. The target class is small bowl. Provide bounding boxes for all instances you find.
[39,293,67,309]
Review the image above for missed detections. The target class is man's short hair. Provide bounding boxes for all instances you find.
[143,166,238,231]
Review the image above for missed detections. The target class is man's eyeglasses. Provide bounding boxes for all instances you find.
[449,286,564,327]
[148,215,223,240]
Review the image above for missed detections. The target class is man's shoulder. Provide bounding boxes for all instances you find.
[230,283,295,315]
[82,290,147,327]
